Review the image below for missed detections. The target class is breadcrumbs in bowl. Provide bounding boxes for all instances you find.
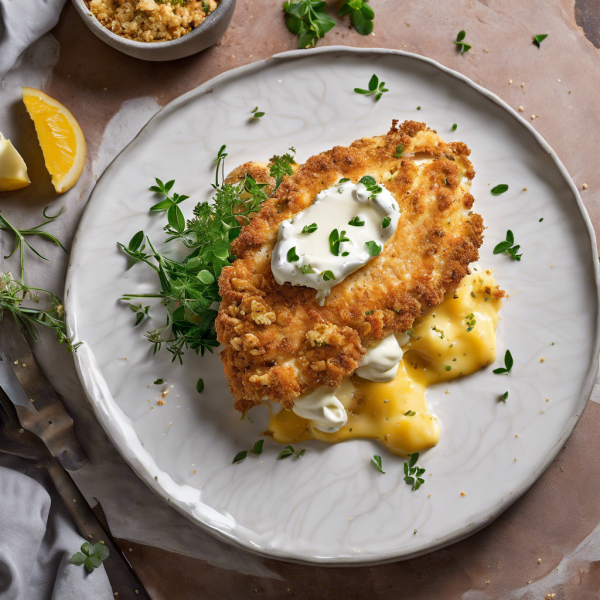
[86,0,220,42]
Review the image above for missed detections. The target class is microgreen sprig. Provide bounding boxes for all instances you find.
[354,74,389,101]
[283,0,336,49]
[404,453,426,490]
[493,350,514,374]
[251,106,265,119]
[71,541,109,573]
[491,184,509,195]
[533,34,548,47]
[454,30,471,54]
[339,0,374,36]
[493,230,522,261]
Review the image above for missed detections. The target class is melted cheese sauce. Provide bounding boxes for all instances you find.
[267,269,502,456]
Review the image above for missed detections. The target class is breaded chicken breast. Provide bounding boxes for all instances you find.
[216,120,483,413]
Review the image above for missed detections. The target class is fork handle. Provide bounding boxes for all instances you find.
[46,459,152,599]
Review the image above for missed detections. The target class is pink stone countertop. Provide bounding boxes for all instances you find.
[1,0,600,598]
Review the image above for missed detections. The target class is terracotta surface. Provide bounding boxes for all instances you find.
[1,0,600,598]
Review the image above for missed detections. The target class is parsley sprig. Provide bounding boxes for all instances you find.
[339,0,374,35]
[354,74,389,101]
[118,147,296,365]
[71,542,109,573]
[283,0,336,48]
[404,453,426,490]
[493,230,522,261]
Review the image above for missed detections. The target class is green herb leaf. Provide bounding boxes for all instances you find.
[70,552,87,566]
[445,365,451,371]
[354,74,389,101]
[465,312,476,332]
[493,230,522,261]
[404,410,416,416]
[491,184,509,195]
[278,445,295,459]
[302,223,318,233]
[287,246,300,262]
[251,439,264,455]
[154,379,165,385]
[339,0,375,35]
[404,453,425,490]
[329,228,350,256]
[533,34,548,47]
[129,302,150,327]
[339,178,351,183]
[300,264,315,274]
[293,448,306,460]
[348,216,365,227]
[456,30,466,42]
[501,391,509,402]
[233,450,248,464]
[452,123,457,131]
[251,106,265,118]
[493,350,513,374]
[365,241,382,256]
[365,309,375,315]
[196,378,205,393]
[382,216,391,228]
[395,144,404,158]
[371,454,385,473]
[322,270,336,281]
[283,0,336,48]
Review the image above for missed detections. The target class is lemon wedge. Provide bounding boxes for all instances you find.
[0,132,31,192]
[22,87,86,194]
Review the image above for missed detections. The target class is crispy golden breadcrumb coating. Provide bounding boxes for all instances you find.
[216,120,484,412]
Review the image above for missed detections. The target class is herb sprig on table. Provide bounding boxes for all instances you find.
[339,0,375,36]
[118,146,296,365]
[283,0,336,49]
[71,541,109,573]
[354,74,389,101]
[0,208,79,352]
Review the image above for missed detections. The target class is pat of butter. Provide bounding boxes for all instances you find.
[0,132,30,192]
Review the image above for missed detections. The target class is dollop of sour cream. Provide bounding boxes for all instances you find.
[355,332,409,382]
[271,178,399,304]
[290,332,410,432]
[292,386,348,433]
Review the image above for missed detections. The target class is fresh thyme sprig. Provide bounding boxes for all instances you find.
[339,0,374,35]
[0,274,80,352]
[354,74,389,101]
[118,146,296,365]
[283,0,336,49]
[0,207,67,283]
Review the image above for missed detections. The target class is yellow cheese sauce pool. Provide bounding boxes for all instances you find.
[267,269,503,456]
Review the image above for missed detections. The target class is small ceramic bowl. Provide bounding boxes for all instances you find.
[71,0,236,62]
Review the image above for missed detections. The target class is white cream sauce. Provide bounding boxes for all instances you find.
[271,178,399,304]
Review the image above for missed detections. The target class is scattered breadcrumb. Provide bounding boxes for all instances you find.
[538,558,542,564]
[518,106,524,112]
[540,357,545,363]
[157,399,165,406]
[583,183,588,189]
[460,491,466,497]
[509,79,513,84]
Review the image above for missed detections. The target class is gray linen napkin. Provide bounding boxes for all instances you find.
[0,0,66,81]
[0,454,112,600]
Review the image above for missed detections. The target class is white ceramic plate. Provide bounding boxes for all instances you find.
[65,47,600,565]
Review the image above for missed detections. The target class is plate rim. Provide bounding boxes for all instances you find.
[65,45,600,565]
